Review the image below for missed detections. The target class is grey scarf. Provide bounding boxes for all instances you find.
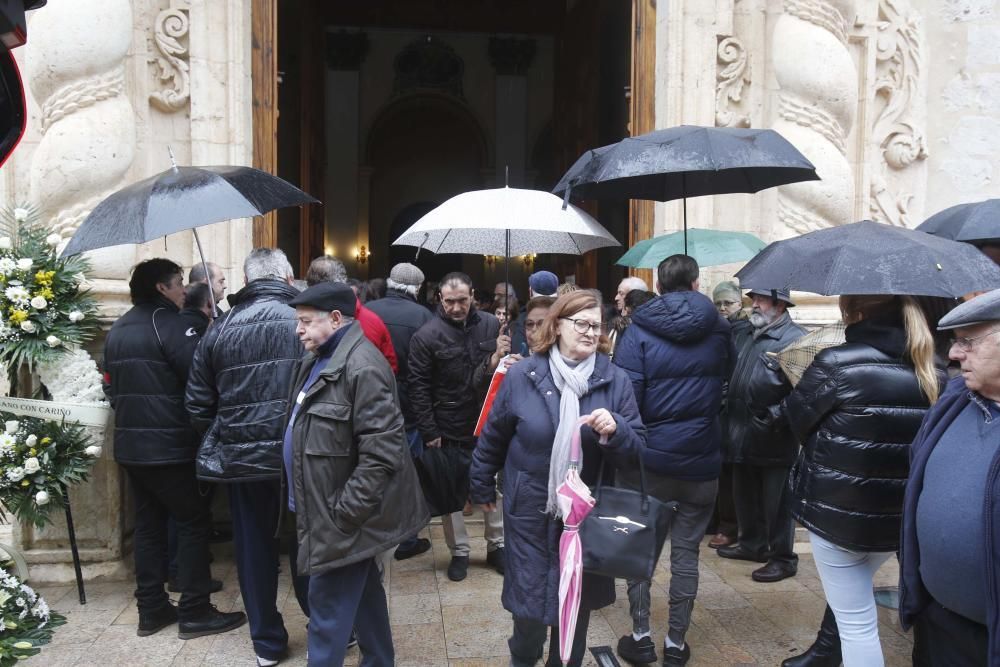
[546,346,596,517]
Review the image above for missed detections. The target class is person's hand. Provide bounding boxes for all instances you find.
[587,408,617,437]
[491,332,512,368]
[501,353,523,370]
[426,438,442,448]
[481,502,497,513]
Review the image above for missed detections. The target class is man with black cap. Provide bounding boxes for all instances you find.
[900,288,1000,666]
[283,282,429,666]
[717,288,805,585]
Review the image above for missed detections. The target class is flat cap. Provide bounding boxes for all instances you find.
[529,270,559,297]
[937,288,1000,330]
[746,288,795,307]
[389,262,424,287]
[288,282,357,316]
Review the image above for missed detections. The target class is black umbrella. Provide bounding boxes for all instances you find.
[734,220,1000,298]
[552,125,819,253]
[62,158,318,312]
[916,199,1000,243]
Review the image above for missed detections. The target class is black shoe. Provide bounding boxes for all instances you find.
[617,634,657,664]
[209,527,233,544]
[177,606,247,640]
[447,555,469,581]
[781,605,842,667]
[137,602,178,637]
[168,577,223,594]
[752,561,797,583]
[394,538,431,561]
[716,544,768,563]
[662,643,690,666]
[486,547,506,575]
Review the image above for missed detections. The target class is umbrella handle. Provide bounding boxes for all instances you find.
[561,181,573,211]
[414,231,429,261]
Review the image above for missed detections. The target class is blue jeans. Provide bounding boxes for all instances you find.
[307,558,393,666]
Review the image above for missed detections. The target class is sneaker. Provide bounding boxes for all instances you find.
[346,631,358,649]
[617,634,657,664]
[177,606,247,640]
[256,656,280,667]
[137,602,178,637]
[394,538,431,561]
[168,577,223,594]
[486,547,506,575]
[662,643,691,666]
[447,555,469,581]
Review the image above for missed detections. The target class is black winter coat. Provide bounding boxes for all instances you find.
[469,353,644,625]
[724,312,805,466]
[364,291,433,426]
[784,318,942,552]
[103,297,201,466]
[185,279,303,482]
[408,307,499,444]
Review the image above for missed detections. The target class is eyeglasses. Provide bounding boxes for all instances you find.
[714,300,737,308]
[951,328,1000,352]
[524,318,545,331]
[561,317,602,334]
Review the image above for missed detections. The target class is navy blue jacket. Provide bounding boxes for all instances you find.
[469,353,644,625]
[613,291,734,480]
[899,377,1000,661]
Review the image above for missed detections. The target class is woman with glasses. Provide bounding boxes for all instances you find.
[780,295,945,667]
[469,290,645,667]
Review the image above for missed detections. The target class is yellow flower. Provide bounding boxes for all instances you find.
[8,310,27,324]
[28,448,35,456]
[12,641,30,649]
[40,437,51,445]
[20,480,28,487]
[39,287,53,300]
[6,621,17,629]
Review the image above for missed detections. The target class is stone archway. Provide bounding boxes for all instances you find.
[363,92,490,281]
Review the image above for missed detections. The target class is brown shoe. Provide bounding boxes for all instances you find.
[708,533,734,549]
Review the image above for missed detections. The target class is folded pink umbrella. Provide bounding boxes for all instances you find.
[557,417,598,664]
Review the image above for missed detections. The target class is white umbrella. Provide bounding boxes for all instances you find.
[392,186,621,258]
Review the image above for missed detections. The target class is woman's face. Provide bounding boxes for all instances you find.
[495,308,508,326]
[525,307,550,351]
[556,306,602,361]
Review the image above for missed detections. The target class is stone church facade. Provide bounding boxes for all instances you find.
[2,0,997,577]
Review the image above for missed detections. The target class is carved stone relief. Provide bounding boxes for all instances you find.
[715,36,751,128]
[149,0,191,113]
[393,36,464,98]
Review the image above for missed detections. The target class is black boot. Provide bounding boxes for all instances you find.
[781,605,842,667]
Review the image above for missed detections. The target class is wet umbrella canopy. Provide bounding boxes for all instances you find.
[735,220,1000,298]
[617,228,765,269]
[917,198,1000,243]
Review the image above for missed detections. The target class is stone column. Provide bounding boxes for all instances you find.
[489,37,535,188]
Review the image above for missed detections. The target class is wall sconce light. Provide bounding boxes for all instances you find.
[324,245,335,257]
[484,255,499,268]
[354,245,368,264]
[520,253,536,269]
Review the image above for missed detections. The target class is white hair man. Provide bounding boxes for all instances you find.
[615,276,649,313]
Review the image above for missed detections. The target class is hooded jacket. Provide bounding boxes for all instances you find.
[185,279,303,482]
[613,291,735,480]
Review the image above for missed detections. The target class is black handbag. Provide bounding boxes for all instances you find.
[579,445,677,581]
[414,445,471,517]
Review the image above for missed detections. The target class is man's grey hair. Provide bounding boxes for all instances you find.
[386,277,420,299]
[189,261,220,284]
[244,248,294,282]
[306,255,348,286]
[620,276,649,293]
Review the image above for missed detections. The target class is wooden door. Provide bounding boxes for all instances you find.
[252,0,278,248]
[629,0,656,286]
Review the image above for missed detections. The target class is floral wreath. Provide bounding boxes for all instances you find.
[0,564,64,665]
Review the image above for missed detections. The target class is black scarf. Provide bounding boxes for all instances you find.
[844,314,908,360]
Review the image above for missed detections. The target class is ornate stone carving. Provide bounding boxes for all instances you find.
[489,37,536,76]
[393,36,464,98]
[715,36,751,128]
[869,0,927,227]
[326,31,369,71]
[771,0,858,237]
[41,69,125,134]
[149,0,191,112]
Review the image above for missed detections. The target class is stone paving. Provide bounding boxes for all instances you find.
[22,523,911,666]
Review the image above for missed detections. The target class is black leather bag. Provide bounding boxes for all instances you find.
[579,453,676,581]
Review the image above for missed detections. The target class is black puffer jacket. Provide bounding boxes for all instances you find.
[185,279,303,482]
[103,297,201,466]
[724,312,805,466]
[408,307,499,444]
[784,317,942,552]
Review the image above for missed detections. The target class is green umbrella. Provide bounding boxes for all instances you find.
[617,228,766,268]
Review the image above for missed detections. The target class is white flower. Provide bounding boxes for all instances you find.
[45,233,61,246]
[4,421,18,435]
[13,208,28,222]
[0,258,13,275]
[4,285,28,302]
[19,320,35,333]
[30,296,47,310]
[6,467,24,482]
[0,236,10,250]
[15,258,31,271]
[24,435,35,447]
[23,458,39,474]
[0,434,15,453]
[33,491,48,506]
[85,445,102,458]
[68,310,85,323]
[45,335,60,348]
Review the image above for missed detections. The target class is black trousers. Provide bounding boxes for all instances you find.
[124,463,213,620]
[913,600,988,667]
[509,611,591,667]
[732,463,797,566]
[710,463,738,539]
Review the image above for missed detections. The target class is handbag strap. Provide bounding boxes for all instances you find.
[583,422,650,513]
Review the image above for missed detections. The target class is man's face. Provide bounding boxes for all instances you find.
[440,282,472,322]
[949,321,1000,398]
[157,273,185,309]
[295,306,339,352]
[615,281,631,313]
[749,294,784,329]
[494,283,510,301]
[208,266,227,302]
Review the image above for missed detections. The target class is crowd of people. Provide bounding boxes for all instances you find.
[99,246,1000,667]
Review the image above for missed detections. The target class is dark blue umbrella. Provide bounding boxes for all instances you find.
[734,220,1000,298]
[916,199,1000,243]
